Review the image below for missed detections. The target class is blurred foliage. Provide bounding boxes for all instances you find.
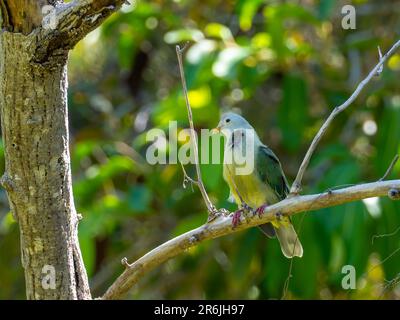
[1,0,400,299]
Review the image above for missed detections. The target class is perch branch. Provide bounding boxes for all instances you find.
[34,0,127,63]
[100,39,400,300]
[101,179,400,299]
[290,39,400,195]
[176,44,218,219]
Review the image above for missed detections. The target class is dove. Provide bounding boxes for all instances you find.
[213,112,303,258]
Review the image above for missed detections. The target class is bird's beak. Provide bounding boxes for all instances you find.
[211,126,221,134]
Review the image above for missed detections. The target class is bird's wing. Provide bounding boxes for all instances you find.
[256,145,289,201]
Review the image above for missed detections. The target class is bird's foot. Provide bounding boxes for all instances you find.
[254,204,268,218]
[218,208,231,217]
[232,209,244,228]
[241,202,254,214]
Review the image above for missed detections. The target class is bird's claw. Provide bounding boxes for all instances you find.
[275,211,283,221]
[232,209,244,228]
[241,202,254,213]
[232,203,259,227]
[219,208,231,217]
[254,204,268,218]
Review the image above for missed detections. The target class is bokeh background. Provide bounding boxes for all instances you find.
[1,0,400,299]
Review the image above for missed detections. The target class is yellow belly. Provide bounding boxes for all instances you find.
[223,162,289,229]
[223,162,279,208]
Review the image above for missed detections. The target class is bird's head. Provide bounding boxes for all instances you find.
[212,112,253,137]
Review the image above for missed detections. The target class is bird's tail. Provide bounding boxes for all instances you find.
[275,223,303,258]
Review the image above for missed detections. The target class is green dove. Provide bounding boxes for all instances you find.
[214,112,303,258]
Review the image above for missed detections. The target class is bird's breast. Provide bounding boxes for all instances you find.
[223,163,276,208]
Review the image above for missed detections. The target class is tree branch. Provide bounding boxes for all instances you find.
[99,38,400,300]
[101,179,400,299]
[380,155,399,181]
[33,0,127,63]
[176,44,218,220]
[0,0,52,34]
[289,39,400,195]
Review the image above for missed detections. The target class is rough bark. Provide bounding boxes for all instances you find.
[0,30,91,299]
[0,0,125,300]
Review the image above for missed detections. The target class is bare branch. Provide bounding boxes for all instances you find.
[176,44,218,219]
[121,257,131,268]
[180,163,199,191]
[372,225,400,245]
[380,154,399,181]
[290,39,400,195]
[376,46,384,76]
[283,154,399,296]
[101,179,400,299]
[34,0,127,63]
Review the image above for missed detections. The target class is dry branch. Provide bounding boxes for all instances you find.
[176,45,218,219]
[34,0,127,63]
[100,39,400,299]
[290,39,400,194]
[101,179,400,299]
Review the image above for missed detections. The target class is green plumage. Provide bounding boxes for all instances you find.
[256,145,289,201]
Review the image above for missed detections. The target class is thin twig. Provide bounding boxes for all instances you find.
[281,184,337,299]
[282,155,400,297]
[376,46,383,76]
[364,246,400,280]
[283,154,400,296]
[379,273,400,299]
[290,39,400,195]
[281,211,306,299]
[372,225,400,245]
[176,44,217,219]
[379,155,399,181]
[180,162,198,191]
[101,179,400,299]
[100,40,400,301]
[281,41,400,300]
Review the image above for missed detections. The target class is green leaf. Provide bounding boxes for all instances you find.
[262,239,289,298]
[237,0,264,31]
[342,202,369,275]
[278,73,309,152]
[375,199,400,280]
[171,214,206,237]
[74,155,137,204]
[318,0,336,20]
[264,3,319,58]
[204,23,234,42]
[164,29,204,44]
[128,185,152,213]
[375,102,400,175]
[291,218,321,298]
[212,47,251,79]
[231,229,261,287]
[79,233,95,277]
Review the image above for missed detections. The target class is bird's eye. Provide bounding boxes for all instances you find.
[226,118,231,123]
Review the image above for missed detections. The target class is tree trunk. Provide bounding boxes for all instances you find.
[0,0,125,299]
[0,29,91,300]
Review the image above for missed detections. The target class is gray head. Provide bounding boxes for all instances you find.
[215,112,253,133]
[213,112,262,146]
